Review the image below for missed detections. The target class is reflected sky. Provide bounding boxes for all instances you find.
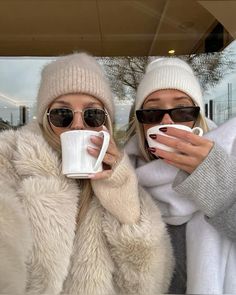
[0,57,52,104]
[0,57,52,125]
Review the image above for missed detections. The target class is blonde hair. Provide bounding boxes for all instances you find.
[127,104,210,162]
[40,106,113,225]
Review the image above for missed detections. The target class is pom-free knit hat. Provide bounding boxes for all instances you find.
[135,57,204,114]
[37,52,114,124]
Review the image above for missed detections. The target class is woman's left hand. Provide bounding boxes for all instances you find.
[153,127,214,174]
[87,130,121,180]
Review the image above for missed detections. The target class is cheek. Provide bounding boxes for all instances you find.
[143,124,156,139]
[143,124,148,139]
[180,121,195,128]
[50,125,68,137]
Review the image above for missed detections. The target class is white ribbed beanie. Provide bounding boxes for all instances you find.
[136,57,204,113]
[37,52,114,124]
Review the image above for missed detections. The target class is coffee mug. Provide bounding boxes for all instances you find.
[60,130,110,178]
[147,124,203,152]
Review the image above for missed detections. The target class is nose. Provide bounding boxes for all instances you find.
[160,113,174,125]
[70,112,85,130]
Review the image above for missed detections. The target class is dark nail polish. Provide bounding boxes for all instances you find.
[149,134,157,139]
[148,147,156,153]
[159,127,167,132]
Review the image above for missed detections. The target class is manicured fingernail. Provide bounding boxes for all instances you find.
[149,134,157,139]
[159,127,167,132]
[148,147,156,153]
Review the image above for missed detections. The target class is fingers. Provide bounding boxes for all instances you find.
[156,148,198,166]
[87,146,117,167]
[148,130,214,174]
[88,134,121,168]
[155,134,200,156]
[161,127,206,146]
[90,135,118,155]
[153,131,213,157]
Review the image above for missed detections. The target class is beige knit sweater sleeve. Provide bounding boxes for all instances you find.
[92,152,174,294]
[91,152,141,224]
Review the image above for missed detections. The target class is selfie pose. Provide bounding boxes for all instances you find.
[126,57,236,294]
[0,53,174,294]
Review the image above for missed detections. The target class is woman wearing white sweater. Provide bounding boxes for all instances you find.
[0,53,173,294]
[126,57,236,294]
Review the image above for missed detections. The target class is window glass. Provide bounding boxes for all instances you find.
[0,43,236,141]
[0,0,235,145]
[0,58,53,128]
[204,40,236,125]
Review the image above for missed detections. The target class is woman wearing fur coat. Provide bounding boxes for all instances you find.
[0,53,174,294]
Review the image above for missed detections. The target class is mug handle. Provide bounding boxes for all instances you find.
[192,127,203,136]
[93,131,110,171]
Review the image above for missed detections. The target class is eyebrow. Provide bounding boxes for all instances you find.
[145,96,192,104]
[52,100,71,106]
[52,100,102,107]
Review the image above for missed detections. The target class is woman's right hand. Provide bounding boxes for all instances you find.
[150,127,214,174]
[87,132,122,180]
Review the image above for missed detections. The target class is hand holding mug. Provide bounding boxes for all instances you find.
[87,127,122,180]
[147,124,214,174]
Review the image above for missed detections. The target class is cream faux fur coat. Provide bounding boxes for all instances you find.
[0,123,173,294]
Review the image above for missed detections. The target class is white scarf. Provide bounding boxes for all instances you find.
[125,119,236,294]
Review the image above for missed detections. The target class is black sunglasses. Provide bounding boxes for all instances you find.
[47,107,107,128]
[136,106,200,124]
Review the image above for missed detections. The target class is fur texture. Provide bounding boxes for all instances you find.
[0,123,174,294]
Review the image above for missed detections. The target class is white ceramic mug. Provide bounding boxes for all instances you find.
[60,130,110,178]
[147,124,203,152]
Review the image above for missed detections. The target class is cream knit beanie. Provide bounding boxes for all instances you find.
[136,57,204,114]
[37,52,114,124]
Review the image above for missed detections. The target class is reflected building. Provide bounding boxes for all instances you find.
[0,92,30,127]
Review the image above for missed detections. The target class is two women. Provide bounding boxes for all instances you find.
[126,57,236,294]
[0,53,173,294]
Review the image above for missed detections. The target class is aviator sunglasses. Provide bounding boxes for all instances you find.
[47,107,107,128]
[136,106,200,124]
